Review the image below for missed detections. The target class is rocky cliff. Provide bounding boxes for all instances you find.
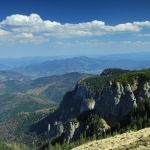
[95,81,150,124]
[48,70,150,142]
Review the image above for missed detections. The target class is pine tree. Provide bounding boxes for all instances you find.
[79,134,85,145]
[132,124,137,131]
[137,117,143,130]
[54,143,61,150]
[48,142,53,150]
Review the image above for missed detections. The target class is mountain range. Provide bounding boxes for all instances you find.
[0,52,150,78]
[11,56,150,78]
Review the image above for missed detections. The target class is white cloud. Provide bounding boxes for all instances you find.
[0,29,11,36]
[133,21,150,27]
[118,41,150,45]
[105,23,140,32]
[1,14,43,27]
[18,36,49,44]
[14,33,34,38]
[0,29,13,44]
[0,14,144,38]
[120,41,132,44]
[0,31,48,44]
[137,34,150,37]
[0,13,150,45]
[74,40,150,46]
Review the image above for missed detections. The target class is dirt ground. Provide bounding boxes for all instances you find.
[72,128,150,150]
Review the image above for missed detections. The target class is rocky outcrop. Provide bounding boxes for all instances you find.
[76,83,90,100]
[59,81,92,122]
[51,81,94,141]
[64,121,80,143]
[138,82,150,102]
[80,98,95,113]
[95,81,150,124]
[53,121,64,135]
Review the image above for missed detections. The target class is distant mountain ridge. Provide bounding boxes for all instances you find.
[0,56,65,70]
[11,56,150,78]
[0,52,150,77]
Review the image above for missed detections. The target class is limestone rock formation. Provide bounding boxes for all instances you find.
[138,82,150,102]
[80,98,95,113]
[76,85,90,100]
[59,81,92,122]
[95,81,150,124]
[52,121,64,135]
[64,121,80,143]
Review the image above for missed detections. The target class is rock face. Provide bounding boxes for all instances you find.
[76,85,90,100]
[138,82,150,102]
[64,121,80,143]
[59,81,92,122]
[80,98,95,113]
[95,81,150,124]
[51,81,94,142]
[53,121,64,135]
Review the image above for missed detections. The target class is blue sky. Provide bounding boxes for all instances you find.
[0,0,150,58]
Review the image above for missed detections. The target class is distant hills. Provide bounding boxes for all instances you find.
[11,55,150,78]
[0,52,149,78]
[0,70,32,82]
[0,56,64,70]
[0,72,92,102]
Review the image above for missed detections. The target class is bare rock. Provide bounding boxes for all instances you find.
[80,98,95,113]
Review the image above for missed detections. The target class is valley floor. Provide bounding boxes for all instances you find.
[72,128,150,150]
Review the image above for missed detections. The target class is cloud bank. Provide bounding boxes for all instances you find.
[0,13,150,44]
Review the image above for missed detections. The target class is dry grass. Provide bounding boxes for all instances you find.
[72,128,150,150]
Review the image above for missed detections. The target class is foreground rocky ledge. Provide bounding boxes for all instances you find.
[72,128,150,150]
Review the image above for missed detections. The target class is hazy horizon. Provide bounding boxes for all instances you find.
[0,51,149,59]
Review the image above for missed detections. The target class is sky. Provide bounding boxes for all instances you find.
[0,0,150,58]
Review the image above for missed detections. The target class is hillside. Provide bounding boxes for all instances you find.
[0,72,93,102]
[0,93,58,122]
[12,56,150,77]
[0,108,57,147]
